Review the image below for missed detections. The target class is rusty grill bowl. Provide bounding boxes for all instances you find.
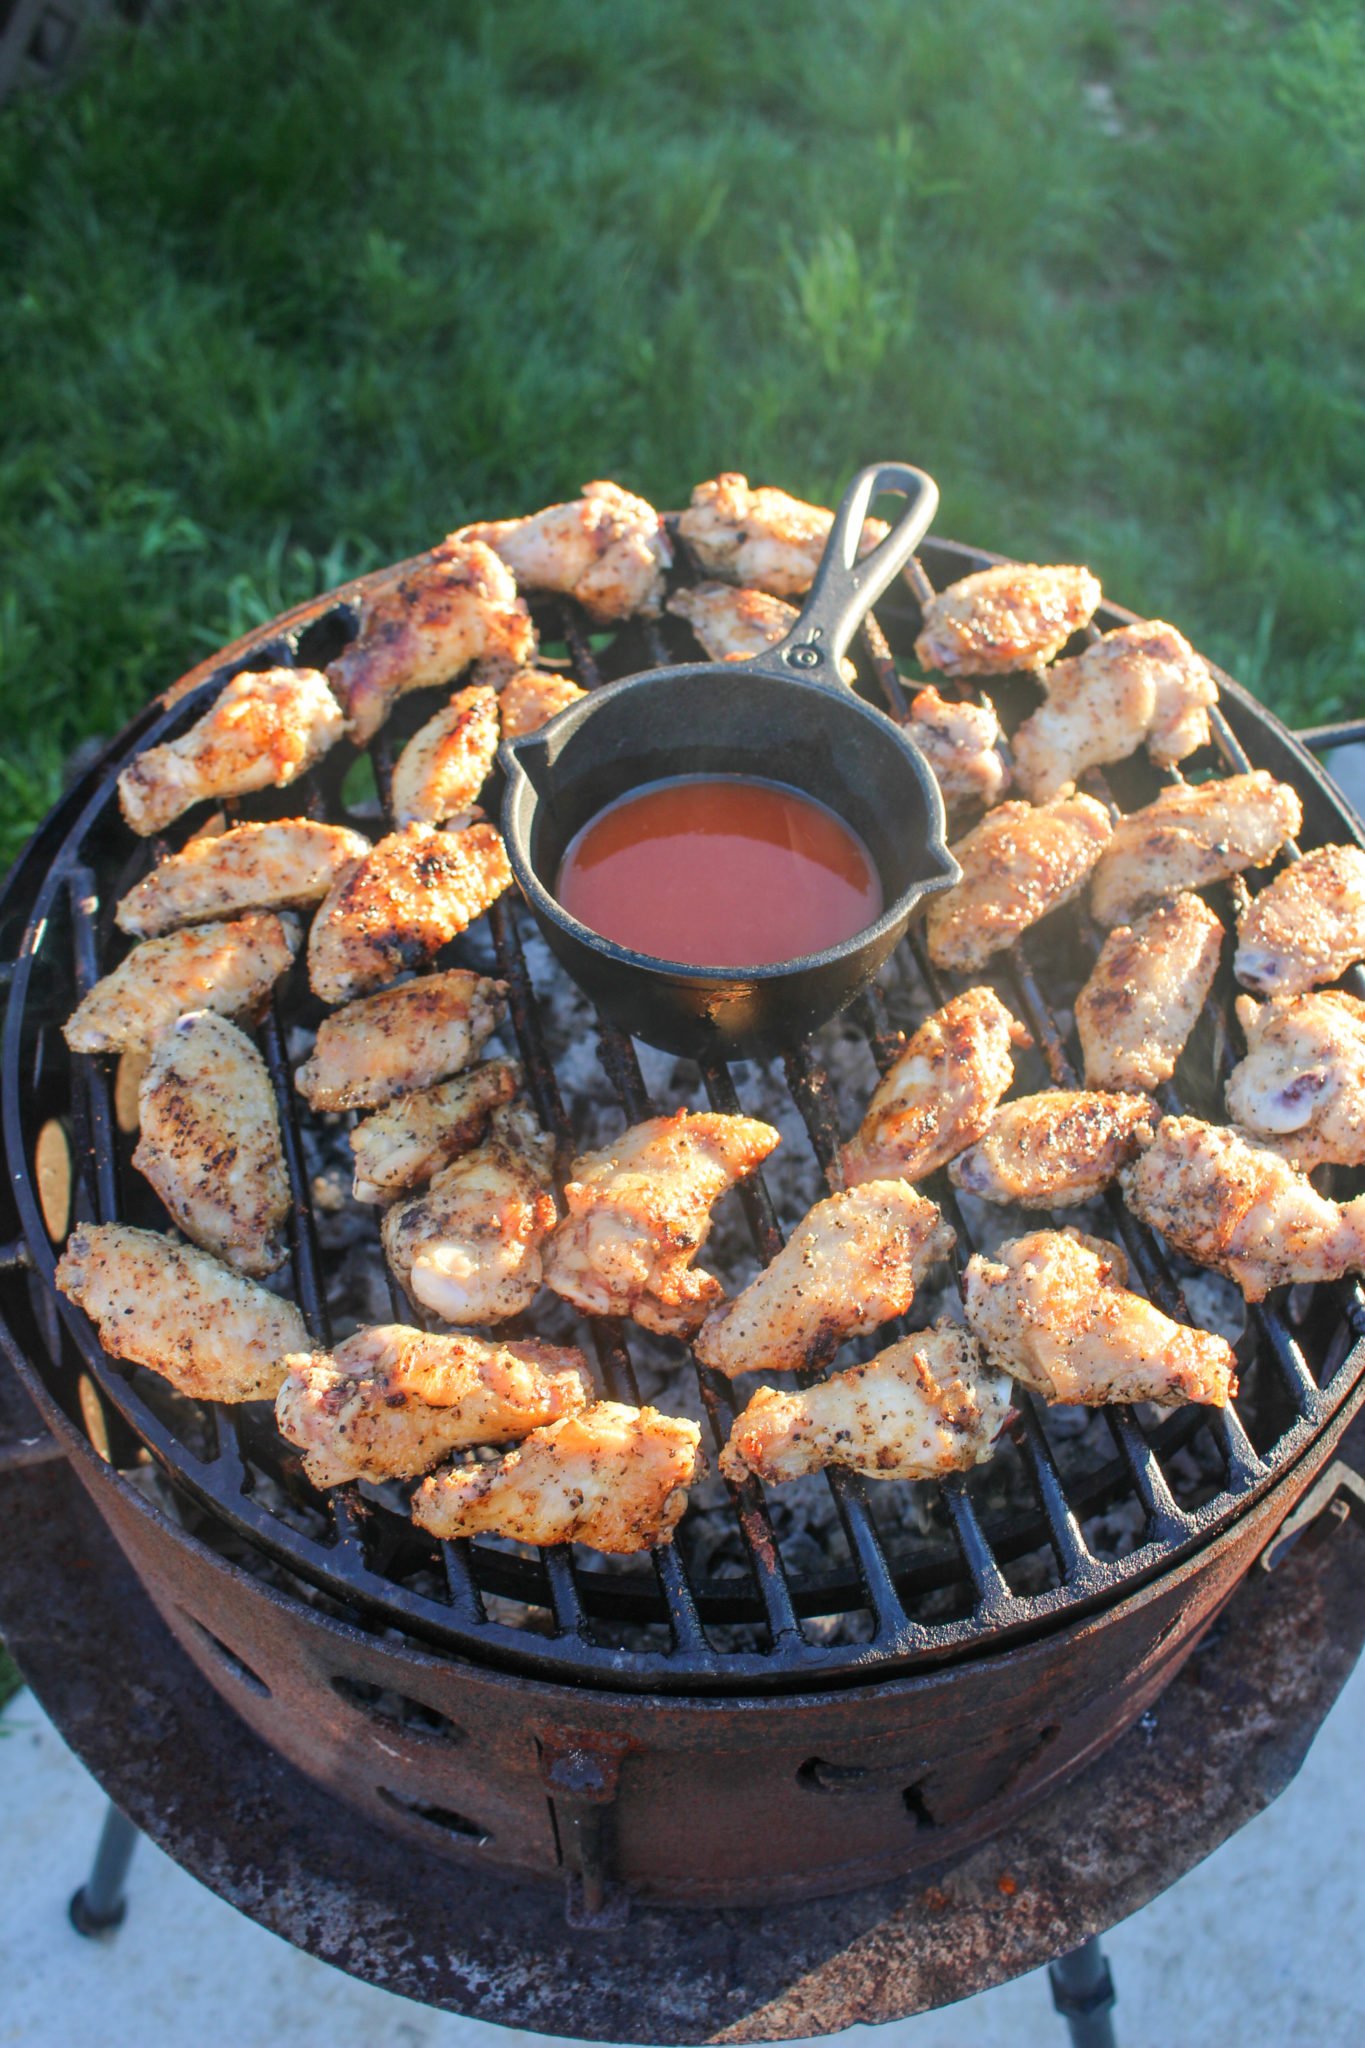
[3,526,1365,1908]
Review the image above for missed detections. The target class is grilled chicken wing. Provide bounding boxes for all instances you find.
[903,685,1008,809]
[695,1182,954,1379]
[497,666,588,738]
[349,1058,521,1203]
[412,1401,704,1553]
[719,1321,1010,1485]
[964,1228,1236,1407]
[133,1012,289,1274]
[949,1090,1153,1209]
[55,1221,304,1402]
[914,565,1100,678]
[293,969,505,1112]
[307,822,512,1004]
[382,1102,558,1324]
[665,582,857,683]
[390,684,500,828]
[1076,893,1224,1092]
[1234,844,1365,997]
[1121,1113,1365,1300]
[925,794,1112,973]
[454,480,670,622]
[676,473,887,598]
[117,668,346,836]
[64,912,300,1055]
[1226,992,1365,1172]
[276,1325,594,1488]
[328,539,535,745]
[543,1110,781,1337]
[1089,772,1302,928]
[1012,621,1217,801]
[841,987,1030,1187]
[115,820,370,939]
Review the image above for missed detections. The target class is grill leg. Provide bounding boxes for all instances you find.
[69,1801,139,1936]
[1048,1935,1117,2048]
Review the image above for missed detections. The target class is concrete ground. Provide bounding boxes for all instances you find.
[1,1655,1362,2048]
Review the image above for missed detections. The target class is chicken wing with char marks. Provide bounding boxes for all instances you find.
[293,969,505,1112]
[949,1090,1153,1209]
[328,539,535,745]
[116,820,370,939]
[914,564,1100,678]
[1226,992,1365,1172]
[382,1102,558,1324]
[1011,621,1217,803]
[55,1222,305,1402]
[390,684,500,829]
[349,1058,521,1204]
[276,1324,594,1488]
[1121,1113,1365,1301]
[676,474,887,598]
[902,685,1008,810]
[841,987,1030,1188]
[965,1228,1237,1407]
[1089,772,1302,929]
[665,582,857,683]
[925,794,1112,974]
[694,1182,954,1379]
[117,668,347,836]
[496,667,588,739]
[719,1321,1010,1486]
[1076,893,1224,1093]
[64,911,300,1056]
[454,480,670,622]
[412,1401,704,1553]
[543,1109,780,1337]
[1234,844,1365,997]
[134,1012,289,1274]
[307,822,512,1005]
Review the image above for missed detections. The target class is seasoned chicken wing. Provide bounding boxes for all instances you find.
[676,473,887,598]
[455,480,670,622]
[841,987,1030,1187]
[328,539,535,745]
[390,684,500,828]
[1234,844,1365,997]
[55,1221,305,1402]
[1090,772,1302,929]
[914,564,1100,678]
[903,685,1008,809]
[925,794,1112,973]
[543,1109,781,1337]
[949,1090,1153,1209]
[1076,893,1224,1092]
[719,1322,1010,1485]
[64,911,300,1055]
[964,1228,1236,1407]
[294,969,505,1112]
[1012,621,1218,801]
[497,666,588,739]
[665,582,856,683]
[307,822,512,1004]
[1226,992,1365,1172]
[117,667,346,836]
[382,1102,558,1324]
[1121,1113,1365,1301]
[133,1012,288,1274]
[695,1182,954,1379]
[276,1324,594,1488]
[411,1401,703,1553]
[349,1058,521,1203]
[116,819,370,939]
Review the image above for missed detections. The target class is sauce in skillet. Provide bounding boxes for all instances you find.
[555,775,883,967]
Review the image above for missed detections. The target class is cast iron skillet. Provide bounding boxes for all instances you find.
[499,460,958,1059]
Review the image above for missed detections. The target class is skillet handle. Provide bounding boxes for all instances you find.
[758,461,940,685]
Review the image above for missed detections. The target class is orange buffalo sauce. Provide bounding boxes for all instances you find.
[555,776,883,967]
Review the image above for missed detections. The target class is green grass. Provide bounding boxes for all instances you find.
[2,0,1364,867]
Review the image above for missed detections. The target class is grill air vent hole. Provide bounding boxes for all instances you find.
[375,1786,491,1845]
[330,1675,466,1742]
[178,1614,271,1697]
[902,1781,940,1830]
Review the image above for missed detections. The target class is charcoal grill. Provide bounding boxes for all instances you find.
[3,521,1365,1938]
